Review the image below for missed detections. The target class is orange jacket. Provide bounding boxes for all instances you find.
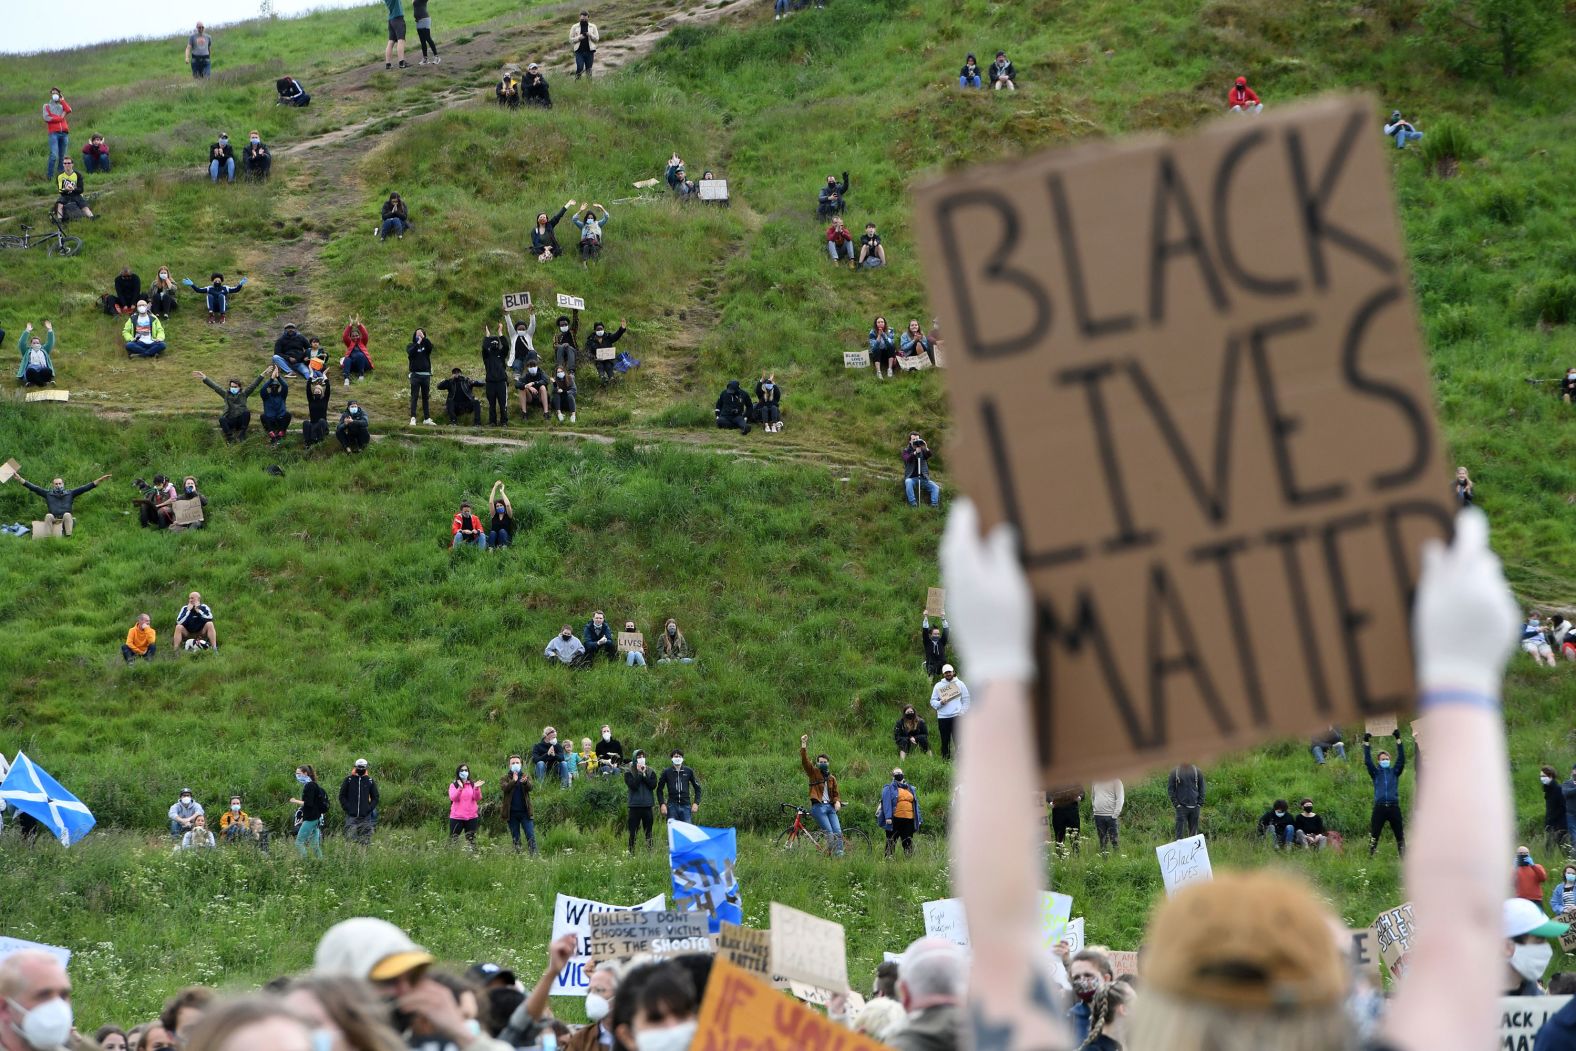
[125,623,156,655]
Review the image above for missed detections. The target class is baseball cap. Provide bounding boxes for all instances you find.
[468,962,517,985]
[314,917,434,982]
[1145,871,1345,1009]
[355,758,368,768]
[941,664,955,675]
[1504,898,1569,940]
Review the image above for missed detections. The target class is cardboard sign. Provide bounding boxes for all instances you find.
[897,352,933,371]
[1156,834,1213,897]
[926,587,946,616]
[596,347,617,361]
[556,293,585,311]
[501,290,533,312]
[1364,715,1398,737]
[713,923,772,979]
[1559,909,1576,954]
[589,909,710,963]
[698,179,729,201]
[0,937,70,968]
[1106,950,1139,978]
[1062,916,1086,955]
[1036,892,1075,951]
[1348,927,1381,981]
[843,350,870,368]
[1500,995,1570,1049]
[31,520,63,539]
[698,959,888,1050]
[0,459,19,483]
[617,631,644,654]
[911,95,1453,788]
[548,892,666,997]
[172,497,205,526]
[1372,902,1417,979]
[769,902,848,993]
[788,982,865,1013]
[937,680,962,703]
[24,390,68,402]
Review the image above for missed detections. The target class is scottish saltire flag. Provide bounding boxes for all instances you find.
[0,753,95,846]
[668,820,741,933]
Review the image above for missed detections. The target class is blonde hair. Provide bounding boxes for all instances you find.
[182,998,311,1051]
[1129,989,1354,1051]
[851,997,907,1041]
[287,975,406,1051]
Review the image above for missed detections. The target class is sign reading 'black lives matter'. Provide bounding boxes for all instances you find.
[912,96,1454,787]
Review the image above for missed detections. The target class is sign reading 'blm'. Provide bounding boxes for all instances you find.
[911,95,1453,787]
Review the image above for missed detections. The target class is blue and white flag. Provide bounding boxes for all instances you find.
[0,753,95,846]
[667,820,741,933]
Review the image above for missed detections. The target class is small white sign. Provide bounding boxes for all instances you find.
[502,290,533,312]
[698,179,729,201]
[1156,834,1213,897]
[556,293,586,311]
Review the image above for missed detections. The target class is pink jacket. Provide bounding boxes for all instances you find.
[448,781,481,820]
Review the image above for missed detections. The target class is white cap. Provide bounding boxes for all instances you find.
[1503,898,1569,940]
[941,664,955,675]
[355,758,368,767]
[315,917,434,981]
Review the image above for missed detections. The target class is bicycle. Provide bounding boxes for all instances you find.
[777,803,871,856]
[0,221,82,257]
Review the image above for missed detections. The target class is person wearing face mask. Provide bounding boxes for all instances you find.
[894,706,929,759]
[243,132,271,180]
[304,376,332,447]
[195,369,265,442]
[14,322,56,388]
[16,467,110,537]
[150,268,180,318]
[799,734,845,856]
[616,962,698,1051]
[532,727,571,788]
[572,204,610,260]
[179,813,217,850]
[1516,846,1550,904]
[1552,865,1576,913]
[337,400,370,453]
[170,476,208,531]
[714,380,753,435]
[479,326,510,425]
[290,765,329,858]
[207,133,236,183]
[532,203,572,258]
[485,482,513,549]
[1503,898,1566,995]
[1541,766,1569,852]
[584,319,626,384]
[339,759,380,846]
[450,501,487,550]
[620,621,647,667]
[551,312,580,373]
[448,765,484,845]
[570,12,598,79]
[878,769,921,857]
[1066,949,1114,1044]
[181,273,247,324]
[927,664,969,760]
[754,373,783,432]
[214,796,251,843]
[523,63,552,108]
[656,619,693,664]
[0,950,75,1051]
[593,725,624,771]
[168,788,205,838]
[1079,979,1135,1051]
[499,754,536,854]
[559,961,619,1051]
[42,88,72,180]
[625,752,658,853]
[657,751,701,823]
[1257,799,1301,849]
[260,367,292,446]
[817,171,850,217]
[1362,731,1407,857]
[552,365,577,423]
[1293,797,1327,850]
[584,611,616,663]
[515,355,550,421]
[544,625,586,666]
[405,328,436,425]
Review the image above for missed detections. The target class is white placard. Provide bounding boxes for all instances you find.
[501,290,533,312]
[843,351,870,368]
[1500,995,1570,1047]
[549,891,665,996]
[1156,834,1213,897]
[698,179,729,201]
[925,892,1073,951]
[0,938,71,968]
[556,293,586,311]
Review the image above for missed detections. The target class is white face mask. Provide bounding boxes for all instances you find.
[584,992,610,1022]
[9,996,73,1050]
[510,763,522,773]
[1512,941,1554,982]
[602,732,611,741]
[1544,776,1554,785]
[138,305,148,314]
[635,1021,696,1051]
[51,93,60,102]
[672,757,683,767]
[459,771,470,781]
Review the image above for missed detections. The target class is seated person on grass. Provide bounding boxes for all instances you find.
[989,51,1017,91]
[584,611,617,663]
[517,356,551,419]
[1228,75,1262,113]
[488,481,513,548]
[137,474,178,528]
[960,53,982,88]
[276,76,311,106]
[1294,798,1329,850]
[16,322,56,386]
[1523,613,1558,668]
[826,215,856,262]
[170,476,208,530]
[341,317,373,385]
[438,368,483,425]
[244,132,271,179]
[169,789,203,837]
[714,379,752,435]
[182,273,247,324]
[657,619,694,664]
[451,500,487,549]
[869,316,897,378]
[180,814,216,850]
[150,267,180,318]
[584,319,626,384]
[53,157,94,221]
[270,323,311,378]
[818,171,849,217]
[208,133,236,183]
[82,133,110,173]
[260,367,292,445]
[532,203,572,259]
[303,376,331,447]
[857,222,886,269]
[174,591,218,652]
[111,267,142,314]
[337,400,370,452]
[122,613,156,663]
[552,366,576,423]
[899,319,933,365]
[194,369,265,442]
[755,373,783,432]
[218,796,251,843]
[496,67,522,108]
[123,300,167,358]
[17,468,111,536]
[1257,799,1302,849]
[544,625,586,665]
[573,203,610,260]
[379,193,410,240]
[524,63,552,107]
[596,724,624,769]
[621,620,646,667]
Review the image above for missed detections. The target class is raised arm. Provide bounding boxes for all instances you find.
[1383,509,1517,1051]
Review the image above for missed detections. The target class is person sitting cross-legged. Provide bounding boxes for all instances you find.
[584,610,616,663]
[173,591,218,652]
[486,481,513,548]
[16,323,56,387]
[218,796,252,843]
[450,500,487,549]
[657,618,694,664]
[123,300,167,357]
[122,613,157,663]
[544,625,585,666]
[532,726,572,788]
[340,317,373,386]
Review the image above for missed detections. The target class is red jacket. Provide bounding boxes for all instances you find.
[341,323,373,367]
[1515,862,1548,903]
[1228,84,1260,109]
[43,100,71,133]
[451,511,483,536]
[827,224,853,245]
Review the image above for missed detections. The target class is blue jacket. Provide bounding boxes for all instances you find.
[1364,740,1405,804]
[186,278,246,313]
[584,620,613,653]
[260,378,289,417]
[878,780,921,829]
[1535,995,1576,1051]
[16,331,53,379]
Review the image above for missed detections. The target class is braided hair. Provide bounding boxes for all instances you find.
[1077,979,1135,1050]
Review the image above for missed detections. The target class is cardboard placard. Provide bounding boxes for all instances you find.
[1106,950,1139,978]
[31,520,63,539]
[1372,902,1416,979]
[1348,927,1381,981]
[698,179,729,201]
[588,909,711,963]
[925,587,946,616]
[556,293,586,311]
[0,459,19,483]
[1156,834,1213,897]
[24,390,68,402]
[1364,715,1399,738]
[617,631,644,654]
[172,498,205,526]
[1559,910,1576,955]
[712,923,772,979]
[501,290,533,312]
[897,353,933,371]
[1500,995,1570,1048]
[596,347,617,361]
[698,959,888,1050]
[937,680,962,704]
[843,350,870,369]
[788,982,865,1013]
[911,95,1452,788]
[769,902,848,993]
[548,892,667,997]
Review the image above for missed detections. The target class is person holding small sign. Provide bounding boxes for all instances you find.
[800,734,845,856]
[899,320,933,366]
[921,615,949,676]
[584,320,627,384]
[619,620,646,667]
[903,433,941,507]
[928,664,969,759]
[1363,731,1407,856]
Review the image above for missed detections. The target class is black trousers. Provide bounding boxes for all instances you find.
[1094,815,1119,850]
[448,400,481,425]
[885,817,915,857]
[261,412,291,434]
[410,375,430,419]
[627,806,653,851]
[417,26,437,55]
[449,817,478,843]
[552,388,576,414]
[337,422,369,451]
[937,716,958,760]
[1173,805,1200,839]
[1051,806,1081,846]
[219,411,251,441]
[1369,802,1405,855]
[717,413,750,434]
[304,418,328,446]
[485,379,509,423]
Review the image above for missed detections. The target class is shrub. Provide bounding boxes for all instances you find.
[1417,118,1477,177]
[1420,0,1555,78]
[1516,277,1576,327]
[1431,302,1481,343]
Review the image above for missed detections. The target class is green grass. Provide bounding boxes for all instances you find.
[1,0,1575,1030]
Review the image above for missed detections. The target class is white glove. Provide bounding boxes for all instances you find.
[1411,507,1519,702]
[940,499,1035,683]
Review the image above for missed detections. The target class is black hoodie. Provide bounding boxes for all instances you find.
[407,335,434,375]
[715,381,751,417]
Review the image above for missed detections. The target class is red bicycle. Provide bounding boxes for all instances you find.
[777,802,870,855]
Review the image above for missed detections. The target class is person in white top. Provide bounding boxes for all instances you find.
[928,664,970,761]
[1090,779,1125,853]
[571,12,598,79]
[179,814,216,850]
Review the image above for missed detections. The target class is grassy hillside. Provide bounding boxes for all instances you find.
[1,0,1574,1030]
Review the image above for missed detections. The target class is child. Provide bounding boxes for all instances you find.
[182,273,247,324]
[81,134,110,173]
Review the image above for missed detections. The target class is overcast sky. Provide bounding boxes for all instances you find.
[10,0,371,55]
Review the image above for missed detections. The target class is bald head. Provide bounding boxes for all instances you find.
[896,938,967,1012]
[0,952,71,1048]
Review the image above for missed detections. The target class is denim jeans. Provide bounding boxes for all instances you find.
[379,217,407,239]
[123,643,155,662]
[84,153,110,173]
[1266,824,1298,848]
[47,132,69,179]
[536,760,571,788]
[626,651,647,667]
[210,157,235,182]
[905,477,941,506]
[1392,128,1423,149]
[1311,742,1346,764]
[960,75,981,88]
[191,56,211,78]
[169,820,185,837]
[342,348,371,379]
[487,528,511,547]
[296,817,323,858]
[828,240,855,261]
[668,803,692,823]
[271,355,312,379]
[508,814,537,853]
[810,802,844,856]
[454,532,487,549]
[126,341,166,357]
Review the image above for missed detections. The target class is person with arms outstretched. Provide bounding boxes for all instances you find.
[15,467,109,537]
[1364,730,1407,856]
[15,322,55,386]
[194,369,264,442]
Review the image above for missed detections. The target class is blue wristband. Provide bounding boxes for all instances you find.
[1417,688,1501,711]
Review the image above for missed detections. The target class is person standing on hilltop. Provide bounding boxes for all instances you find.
[413,0,439,64]
[184,22,213,79]
[43,87,71,180]
[384,0,408,70]
[571,11,599,79]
